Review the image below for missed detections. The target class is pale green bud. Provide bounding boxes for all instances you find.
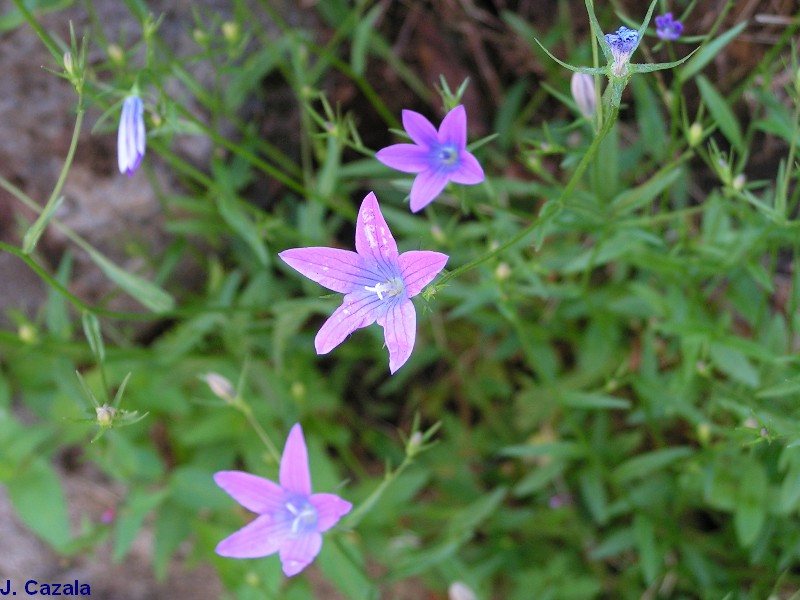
[63,52,74,76]
[222,21,239,43]
[107,44,124,65]
[688,123,703,147]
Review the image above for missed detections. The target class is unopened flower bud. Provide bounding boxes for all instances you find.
[495,262,511,281]
[407,431,424,456]
[222,21,239,43]
[64,52,74,76]
[570,72,596,118]
[605,26,639,78]
[732,173,746,191]
[96,405,116,426]
[697,422,711,445]
[107,44,123,65]
[193,29,208,46]
[688,122,703,147]
[118,96,146,176]
[449,581,478,600]
[202,372,235,403]
[291,381,306,401]
[18,324,36,344]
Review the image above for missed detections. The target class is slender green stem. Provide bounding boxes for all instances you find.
[234,399,281,464]
[344,454,414,529]
[38,98,84,232]
[437,105,619,287]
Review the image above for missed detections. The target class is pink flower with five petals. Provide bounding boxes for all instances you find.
[376,105,484,212]
[279,192,448,373]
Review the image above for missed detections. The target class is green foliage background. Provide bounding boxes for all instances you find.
[1,0,800,598]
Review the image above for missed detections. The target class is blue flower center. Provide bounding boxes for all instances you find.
[435,145,459,167]
[365,277,405,301]
[285,496,318,536]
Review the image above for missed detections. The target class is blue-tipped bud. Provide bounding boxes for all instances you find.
[117,96,146,176]
[604,26,639,77]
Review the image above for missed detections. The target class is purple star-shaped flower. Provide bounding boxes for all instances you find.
[117,96,146,176]
[376,105,484,212]
[655,13,683,41]
[214,423,352,577]
[279,192,448,373]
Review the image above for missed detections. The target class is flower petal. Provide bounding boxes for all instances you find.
[376,144,431,173]
[280,423,312,496]
[398,251,448,298]
[279,247,380,293]
[215,514,287,558]
[315,290,384,355]
[378,299,416,373]
[401,110,438,147]
[214,471,285,515]
[279,531,323,577]
[310,493,353,532]
[355,192,399,265]
[409,169,450,212]
[437,105,467,148]
[449,150,485,185]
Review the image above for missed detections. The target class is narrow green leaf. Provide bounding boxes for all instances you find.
[583,0,611,60]
[533,37,605,75]
[612,165,682,214]
[318,534,375,599]
[514,461,565,497]
[83,244,175,312]
[111,372,132,408]
[696,75,744,150]
[677,21,748,83]
[779,457,800,514]
[153,502,191,580]
[22,196,64,254]
[613,447,693,483]
[734,460,766,547]
[350,4,382,76]
[560,391,631,410]
[589,527,634,560]
[634,514,660,584]
[113,488,168,561]
[46,253,74,339]
[500,441,585,460]
[81,311,105,363]
[217,194,269,266]
[709,342,760,388]
[579,466,608,524]
[757,376,800,399]
[445,486,506,539]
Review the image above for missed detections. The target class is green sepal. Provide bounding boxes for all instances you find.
[629,50,698,74]
[533,38,606,75]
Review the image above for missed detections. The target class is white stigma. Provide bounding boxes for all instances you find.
[365,278,404,301]
[286,500,317,535]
